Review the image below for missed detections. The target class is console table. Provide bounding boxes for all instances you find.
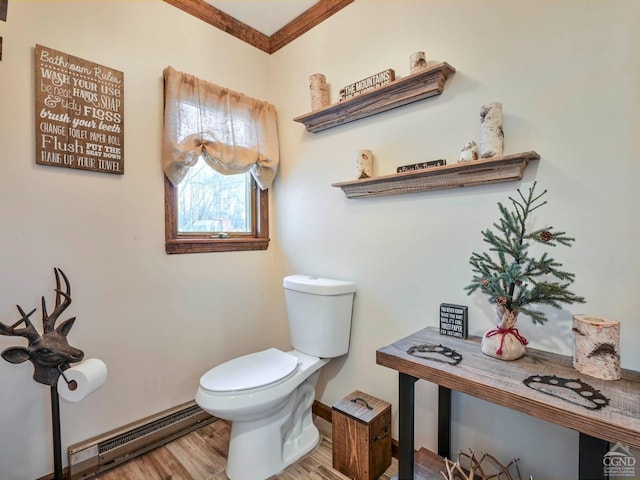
[376,327,640,480]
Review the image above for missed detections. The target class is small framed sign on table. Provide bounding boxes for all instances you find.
[439,303,468,339]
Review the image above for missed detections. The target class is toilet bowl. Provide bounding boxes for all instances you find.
[196,349,328,480]
[195,275,356,480]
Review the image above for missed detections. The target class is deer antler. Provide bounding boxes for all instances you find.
[441,458,474,480]
[0,305,40,342]
[442,450,524,480]
[42,268,71,333]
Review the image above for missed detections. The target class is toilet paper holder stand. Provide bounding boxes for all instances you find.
[58,366,77,391]
[0,268,86,480]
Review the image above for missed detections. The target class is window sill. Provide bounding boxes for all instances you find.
[165,237,270,254]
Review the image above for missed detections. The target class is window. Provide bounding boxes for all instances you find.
[177,163,251,234]
[162,67,278,254]
[164,172,268,254]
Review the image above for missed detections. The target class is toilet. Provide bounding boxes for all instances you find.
[195,274,356,480]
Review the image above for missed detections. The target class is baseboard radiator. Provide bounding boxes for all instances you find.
[68,400,216,479]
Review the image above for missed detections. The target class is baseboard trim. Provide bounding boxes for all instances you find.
[312,399,333,422]
[36,467,69,480]
[312,399,400,459]
[36,400,393,480]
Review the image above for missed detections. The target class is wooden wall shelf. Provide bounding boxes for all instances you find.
[293,62,456,133]
[332,151,540,199]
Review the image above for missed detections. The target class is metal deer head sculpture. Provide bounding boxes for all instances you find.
[0,268,84,386]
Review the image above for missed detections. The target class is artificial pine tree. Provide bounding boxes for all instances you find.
[466,182,585,359]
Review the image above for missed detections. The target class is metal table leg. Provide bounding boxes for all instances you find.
[438,386,451,459]
[579,433,609,480]
[398,372,418,480]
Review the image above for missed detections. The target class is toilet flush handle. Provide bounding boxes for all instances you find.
[351,397,373,410]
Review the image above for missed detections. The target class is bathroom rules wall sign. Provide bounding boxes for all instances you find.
[439,303,468,339]
[35,44,124,174]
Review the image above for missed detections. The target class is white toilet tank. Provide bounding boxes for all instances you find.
[283,275,356,358]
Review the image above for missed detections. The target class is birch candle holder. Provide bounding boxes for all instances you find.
[410,51,427,74]
[309,73,330,110]
[479,102,504,158]
[459,140,478,162]
[572,314,621,380]
[355,150,373,179]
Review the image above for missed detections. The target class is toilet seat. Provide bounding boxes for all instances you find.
[200,348,299,393]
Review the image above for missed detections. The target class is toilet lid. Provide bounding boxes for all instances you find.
[200,348,299,393]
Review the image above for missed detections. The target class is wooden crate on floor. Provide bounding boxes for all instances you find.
[332,390,391,480]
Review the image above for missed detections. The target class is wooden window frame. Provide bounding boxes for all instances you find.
[164,175,269,254]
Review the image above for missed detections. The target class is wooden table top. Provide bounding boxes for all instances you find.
[376,327,640,449]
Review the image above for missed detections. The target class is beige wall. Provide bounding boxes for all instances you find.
[0,1,639,479]
[0,2,285,479]
[271,1,640,478]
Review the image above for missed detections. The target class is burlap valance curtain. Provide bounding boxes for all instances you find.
[162,66,279,190]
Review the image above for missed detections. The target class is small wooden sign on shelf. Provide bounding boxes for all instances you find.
[338,68,395,102]
[397,159,446,173]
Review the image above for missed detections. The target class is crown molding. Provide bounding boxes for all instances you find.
[269,0,354,53]
[163,0,270,52]
[164,0,354,54]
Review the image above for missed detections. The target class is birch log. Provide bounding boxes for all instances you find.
[572,315,621,380]
[459,140,478,162]
[410,51,427,74]
[479,102,504,158]
[309,73,329,110]
[355,150,373,179]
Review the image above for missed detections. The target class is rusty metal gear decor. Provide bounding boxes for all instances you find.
[523,374,610,411]
[407,343,462,365]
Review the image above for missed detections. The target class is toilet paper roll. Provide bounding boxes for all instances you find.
[57,358,107,402]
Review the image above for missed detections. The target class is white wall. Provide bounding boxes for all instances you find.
[1,1,639,479]
[0,2,285,479]
[270,1,640,478]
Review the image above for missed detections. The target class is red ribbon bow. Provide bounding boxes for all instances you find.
[485,325,529,356]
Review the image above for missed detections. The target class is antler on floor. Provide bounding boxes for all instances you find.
[440,458,469,480]
[441,450,523,480]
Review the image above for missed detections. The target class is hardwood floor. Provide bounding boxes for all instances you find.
[98,416,398,480]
